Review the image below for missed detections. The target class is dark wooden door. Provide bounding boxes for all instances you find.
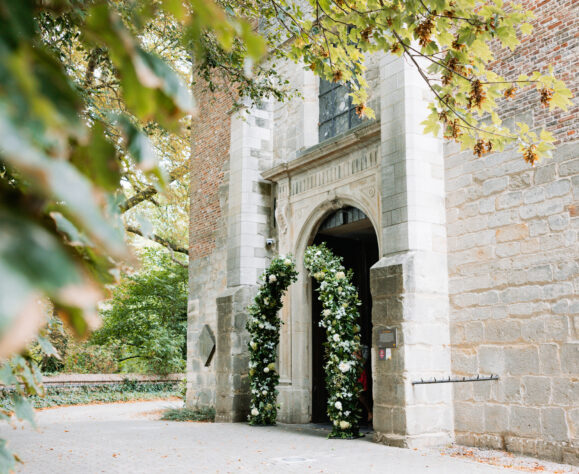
[311,234,377,423]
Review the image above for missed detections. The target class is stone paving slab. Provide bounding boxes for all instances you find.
[1,401,576,474]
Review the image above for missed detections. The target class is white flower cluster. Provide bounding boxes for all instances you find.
[304,243,362,438]
[247,255,298,426]
[338,361,352,373]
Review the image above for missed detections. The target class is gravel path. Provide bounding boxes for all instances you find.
[1,400,576,473]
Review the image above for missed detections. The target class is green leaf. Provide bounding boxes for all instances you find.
[12,394,35,427]
[133,49,194,115]
[70,121,119,191]
[0,439,17,474]
[0,107,127,258]
[0,212,81,329]
[37,335,60,359]
[50,212,93,248]
[516,122,530,135]
[241,22,266,60]
[496,26,519,50]
[471,39,493,62]
[0,364,17,386]
[114,115,157,171]
[520,23,533,35]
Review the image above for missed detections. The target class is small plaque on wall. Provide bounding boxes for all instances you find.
[199,324,216,367]
[378,327,397,348]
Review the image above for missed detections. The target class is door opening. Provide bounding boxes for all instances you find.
[311,206,379,423]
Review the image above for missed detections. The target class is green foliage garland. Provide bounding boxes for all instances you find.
[304,244,362,439]
[247,255,298,425]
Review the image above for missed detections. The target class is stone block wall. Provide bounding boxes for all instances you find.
[215,286,256,422]
[374,53,454,448]
[444,0,578,463]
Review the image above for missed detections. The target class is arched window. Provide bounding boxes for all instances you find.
[318,79,363,142]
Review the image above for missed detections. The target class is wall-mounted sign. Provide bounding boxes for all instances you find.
[378,347,392,361]
[378,327,397,348]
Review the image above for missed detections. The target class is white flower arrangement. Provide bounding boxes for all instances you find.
[304,243,362,439]
[247,255,298,426]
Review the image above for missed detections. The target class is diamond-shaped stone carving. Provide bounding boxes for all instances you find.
[199,324,216,367]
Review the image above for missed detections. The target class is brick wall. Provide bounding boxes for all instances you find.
[190,80,233,260]
[445,0,578,463]
[187,78,233,407]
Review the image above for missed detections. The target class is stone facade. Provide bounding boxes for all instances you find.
[187,0,578,464]
[444,0,579,463]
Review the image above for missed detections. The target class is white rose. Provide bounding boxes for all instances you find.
[338,361,350,373]
[339,421,350,429]
[251,408,259,416]
[344,411,350,416]
[284,258,292,265]
[264,367,270,373]
[268,274,277,283]
[336,271,345,280]
[323,309,331,317]
[262,390,267,395]
[333,334,340,342]
[334,401,342,410]
[250,341,257,350]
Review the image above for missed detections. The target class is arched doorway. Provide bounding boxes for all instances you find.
[311,206,379,423]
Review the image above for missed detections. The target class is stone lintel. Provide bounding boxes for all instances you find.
[261,121,381,183]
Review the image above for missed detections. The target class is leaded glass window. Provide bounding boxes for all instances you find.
[318,79,363,142]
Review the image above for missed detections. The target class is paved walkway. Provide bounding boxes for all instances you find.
[1,401,576,473]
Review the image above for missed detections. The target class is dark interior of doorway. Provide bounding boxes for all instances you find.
[311,206,379,424]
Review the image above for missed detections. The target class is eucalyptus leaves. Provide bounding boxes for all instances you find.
[304,244,362,439]
[246,255,298,425]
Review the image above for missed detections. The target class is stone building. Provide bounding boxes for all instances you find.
[187,0,578,464]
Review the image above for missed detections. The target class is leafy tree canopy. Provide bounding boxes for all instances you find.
[91,249,188,374]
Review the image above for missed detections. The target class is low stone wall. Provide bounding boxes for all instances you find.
[1,373,184,388]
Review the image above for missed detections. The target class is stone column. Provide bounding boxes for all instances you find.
[372,54,453,448]
[215,285,257,422]
[213,101,274,421]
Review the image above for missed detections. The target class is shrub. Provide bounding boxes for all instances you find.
[63,342,119,374]
[161,407,215,422]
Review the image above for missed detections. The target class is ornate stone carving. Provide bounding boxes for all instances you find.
[275,202,288,234]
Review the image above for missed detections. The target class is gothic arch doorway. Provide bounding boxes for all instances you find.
[310,206,379,423]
